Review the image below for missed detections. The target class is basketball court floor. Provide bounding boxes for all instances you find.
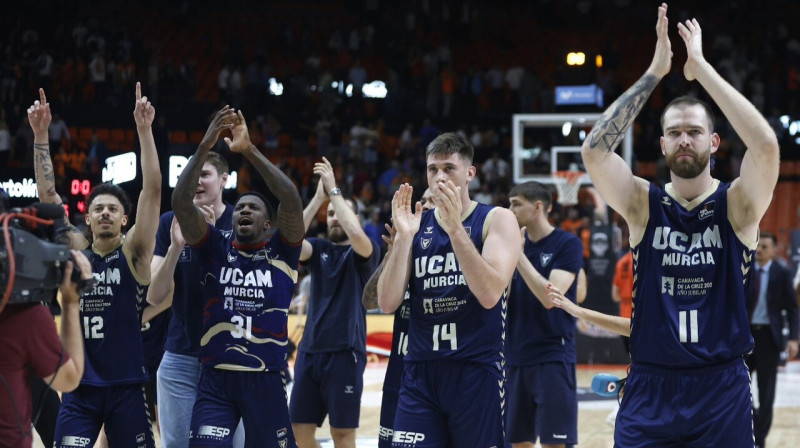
[33,360,800,447]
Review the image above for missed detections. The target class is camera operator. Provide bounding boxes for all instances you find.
[0,249,92,448]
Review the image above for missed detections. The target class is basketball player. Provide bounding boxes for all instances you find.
[291,156,380,448]
[580,4,779,446]
[146,150,241,448]
[377,133,521,447]
[29,83,160,447]
[172,107,304,447]
[362,188,433,448]
[506,181,584,448]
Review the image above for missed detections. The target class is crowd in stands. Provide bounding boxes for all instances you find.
[2,0,800,246]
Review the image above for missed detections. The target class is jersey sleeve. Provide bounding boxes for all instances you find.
[552,234,584,275]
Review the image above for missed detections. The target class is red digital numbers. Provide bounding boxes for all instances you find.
[70,179,91,196]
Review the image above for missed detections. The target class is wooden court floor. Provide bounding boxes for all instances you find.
[33,361,800,447]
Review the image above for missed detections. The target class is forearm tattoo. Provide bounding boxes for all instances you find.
[588,74,659,152]
[34,143,59,196]
[362,261,386,310]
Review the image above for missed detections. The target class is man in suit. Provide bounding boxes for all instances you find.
[746,231,800,448]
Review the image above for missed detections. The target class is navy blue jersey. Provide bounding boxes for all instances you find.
[406,202,505,364]
[383,292,410,393]
[154,207,234,357]
[300,238,380,353]
[507,229,583,365]
[80,243,149,385]
[194,225,301,371]
[630,181,756,367]
[141,307,170,370]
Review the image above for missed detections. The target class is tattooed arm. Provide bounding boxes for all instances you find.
[362,223,395,310]
[28,88,87,249]
[224,110,305,245]
[581,4,673,239]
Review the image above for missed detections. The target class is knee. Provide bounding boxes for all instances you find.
[329,427,356,442]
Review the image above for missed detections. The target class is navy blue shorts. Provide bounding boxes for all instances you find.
[392,360,504,447]
[55,384,154,448]
[506,362,577,445]
[189,366,294,447]
[289,350,367,428]
[616,358,754,447]
[378,389,399,448]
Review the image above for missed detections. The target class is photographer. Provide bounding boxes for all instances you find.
[0,249,92,448]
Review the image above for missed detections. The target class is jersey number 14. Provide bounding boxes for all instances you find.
[432,323,458,351]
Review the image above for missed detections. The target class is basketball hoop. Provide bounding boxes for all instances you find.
[553,171,586,206]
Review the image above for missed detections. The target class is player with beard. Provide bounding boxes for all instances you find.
[362,189,433,448]
[580,4,779,446]
[30,83,161,447]
[290,157,380,448]
[172,107,304,447]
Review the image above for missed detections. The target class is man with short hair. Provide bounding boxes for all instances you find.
[377,132,521,447]
[506,181,584,448]
[580,4,781,446]
[173,107,305,447]
[290,156,380,448]
[746,231,799,448]
[31,83,161,447]
[146,149,238,448]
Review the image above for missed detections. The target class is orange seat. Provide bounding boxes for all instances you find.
[170,131,188,144]
[78,127,94,142]
[110,129,126,143]
[95,128,110,142]
[188,131,205,145]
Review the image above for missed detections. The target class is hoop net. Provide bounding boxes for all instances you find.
[553,171,585,206]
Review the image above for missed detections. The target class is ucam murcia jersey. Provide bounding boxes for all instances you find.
[80,241,149,385]
[384,291,410,393]
[630,180,756,368]
[405,202,506,365]
[194,224,300,371]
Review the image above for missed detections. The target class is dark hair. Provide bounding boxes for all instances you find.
[87,182,133,216]
[205,151,229,176]
[660,95,716,133]
[509,181,553,210]
[426,132,474,164]
[236,191,274,221]
[759,231,777,246]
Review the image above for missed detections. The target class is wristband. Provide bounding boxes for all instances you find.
[328,187,342,196]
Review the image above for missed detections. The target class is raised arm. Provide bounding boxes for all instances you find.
[581,3,672,237]
[45,250,93,392]
[677,19,779,241]
[303,178,327,233]
[315,157,373,257]
[299,179,326,262]
[224,110,304,244]
[172,107,236,245]
[124,82,162,280]
[363,223,395,310]
[377,184,418,313]
[28,89,87,249]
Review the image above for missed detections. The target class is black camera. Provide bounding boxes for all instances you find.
[0,199,96,310]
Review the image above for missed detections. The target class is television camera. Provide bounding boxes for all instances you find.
[0,200,96,315]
